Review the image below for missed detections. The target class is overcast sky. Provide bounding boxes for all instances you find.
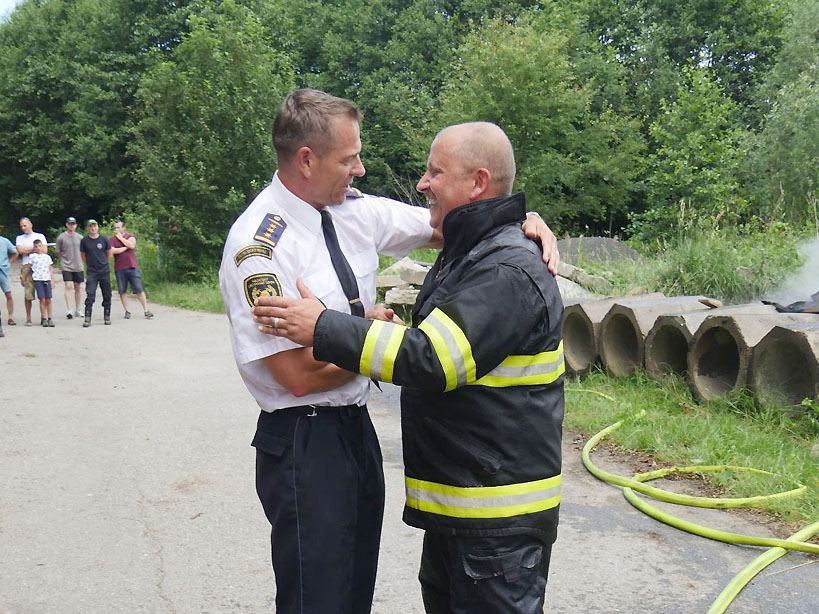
[0,0,21,20]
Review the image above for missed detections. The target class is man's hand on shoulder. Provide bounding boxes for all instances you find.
[523,212,560,276]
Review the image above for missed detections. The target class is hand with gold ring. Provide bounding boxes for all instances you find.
[253,278,324,346]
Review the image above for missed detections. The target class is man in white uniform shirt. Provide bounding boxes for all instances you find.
[219,88,558,614]
[15,217,47,326]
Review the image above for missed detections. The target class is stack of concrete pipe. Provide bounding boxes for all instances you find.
[562,293,664,376]
[562,295,819,406]
[687,311,819,401]
[643,303,778,380]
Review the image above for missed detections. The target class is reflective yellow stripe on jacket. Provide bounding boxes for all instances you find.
[359,309,564,390]
[418,308,476,392]
[405,474,562,519]
[359,319,406,382]
[471,340,565,387]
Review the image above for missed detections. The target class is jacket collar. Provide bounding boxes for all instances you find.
[441,192,526,258]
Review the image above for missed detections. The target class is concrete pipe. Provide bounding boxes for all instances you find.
[599,296,712,377]
[749,322,819,409]
[644,304,778,379]
[562,293,664,376]
[688,313,819,401]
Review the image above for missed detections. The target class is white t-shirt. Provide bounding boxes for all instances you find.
[219,173,433,412]
[28,252,53,281]
[15,232,47,265]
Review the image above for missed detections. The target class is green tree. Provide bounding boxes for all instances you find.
[745,0,819,224]
[633,67,748,241]
[433,14,644,234]
[578,0,785,125]
[129,0,295,274]
[0,0,194,226]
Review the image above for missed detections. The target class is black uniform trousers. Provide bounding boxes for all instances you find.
[85,270,112,314]
[253,404,385,614]
[419,531,553,614]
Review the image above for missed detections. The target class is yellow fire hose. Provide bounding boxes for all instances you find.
[572,391,819,613]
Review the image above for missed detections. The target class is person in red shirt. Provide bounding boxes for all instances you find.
[109,220,154,319]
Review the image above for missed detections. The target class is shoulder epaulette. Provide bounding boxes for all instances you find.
[345,187,364,199]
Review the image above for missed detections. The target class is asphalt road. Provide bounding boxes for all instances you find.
[1,270,816,613]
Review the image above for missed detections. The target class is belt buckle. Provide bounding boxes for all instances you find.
[306,405,317,417]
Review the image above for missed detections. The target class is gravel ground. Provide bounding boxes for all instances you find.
[1,267,816,613]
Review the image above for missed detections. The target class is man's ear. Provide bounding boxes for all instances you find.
[295,146,315,179]
[469,168,491,201]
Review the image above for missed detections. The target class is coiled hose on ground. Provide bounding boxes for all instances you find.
[572,389,819,613]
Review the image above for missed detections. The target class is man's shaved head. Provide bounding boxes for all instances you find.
[434,122,516,196]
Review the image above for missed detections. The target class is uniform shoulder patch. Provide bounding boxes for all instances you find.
[345,187,364,199]
[253,213,287,248]
[243,273,283,307]
[234,244,273,267]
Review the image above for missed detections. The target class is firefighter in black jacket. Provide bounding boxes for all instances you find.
[253,122,565,614]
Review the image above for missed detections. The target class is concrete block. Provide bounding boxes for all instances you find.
[384,287,420,305]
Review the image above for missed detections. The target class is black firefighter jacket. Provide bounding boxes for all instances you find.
[313,192,565,541]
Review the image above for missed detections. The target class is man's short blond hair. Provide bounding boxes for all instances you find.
[438,122,516,195]
[273,89,363,162]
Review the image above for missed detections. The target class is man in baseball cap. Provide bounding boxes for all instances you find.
[79,219,113,326]
[54,216,84,318]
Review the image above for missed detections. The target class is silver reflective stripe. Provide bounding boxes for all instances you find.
[368,325,392,380]
[484,354,563,378]
[423,314,468,387]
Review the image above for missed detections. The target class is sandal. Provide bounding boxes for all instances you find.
[7,318,15,326]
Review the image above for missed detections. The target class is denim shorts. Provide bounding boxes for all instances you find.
[115,267,144,294]
[34,280,52,300]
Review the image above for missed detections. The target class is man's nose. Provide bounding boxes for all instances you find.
[416,173,430,193]
[352,157,365,177]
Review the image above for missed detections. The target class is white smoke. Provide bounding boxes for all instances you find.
[767,237,819,305]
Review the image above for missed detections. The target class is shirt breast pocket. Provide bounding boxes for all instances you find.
[347,248,378,280]
[300,269,337,306]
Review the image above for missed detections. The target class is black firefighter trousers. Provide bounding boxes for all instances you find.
[419,531,553,614]
[253,404,385,614]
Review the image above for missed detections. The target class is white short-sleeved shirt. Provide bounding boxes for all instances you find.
[15,232,47,265]
[28,252,53,281]
[219,172,433,412]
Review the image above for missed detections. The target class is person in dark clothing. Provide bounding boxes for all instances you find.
[79,219,113,327]
[252,122,565,614]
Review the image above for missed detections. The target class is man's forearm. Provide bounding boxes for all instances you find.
[263,346,357,398]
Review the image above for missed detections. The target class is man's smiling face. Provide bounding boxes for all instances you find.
[416,130,476,232]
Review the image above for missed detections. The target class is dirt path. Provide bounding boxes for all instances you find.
[1,269,815,613]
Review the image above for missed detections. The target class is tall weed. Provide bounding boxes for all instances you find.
[585,220,805,303]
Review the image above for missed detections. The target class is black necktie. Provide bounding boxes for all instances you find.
[320,209,365,317]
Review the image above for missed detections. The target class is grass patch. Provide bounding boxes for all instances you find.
[578,224,807,303]
[148,279,224,313]
[565,369,819,526]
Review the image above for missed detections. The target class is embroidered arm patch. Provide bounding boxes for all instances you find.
[234,244,273,267]
[243,273,282,307]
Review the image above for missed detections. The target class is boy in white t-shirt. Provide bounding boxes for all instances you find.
[22,240,55,327]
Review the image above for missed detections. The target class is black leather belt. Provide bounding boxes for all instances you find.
[274,403,364,418]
